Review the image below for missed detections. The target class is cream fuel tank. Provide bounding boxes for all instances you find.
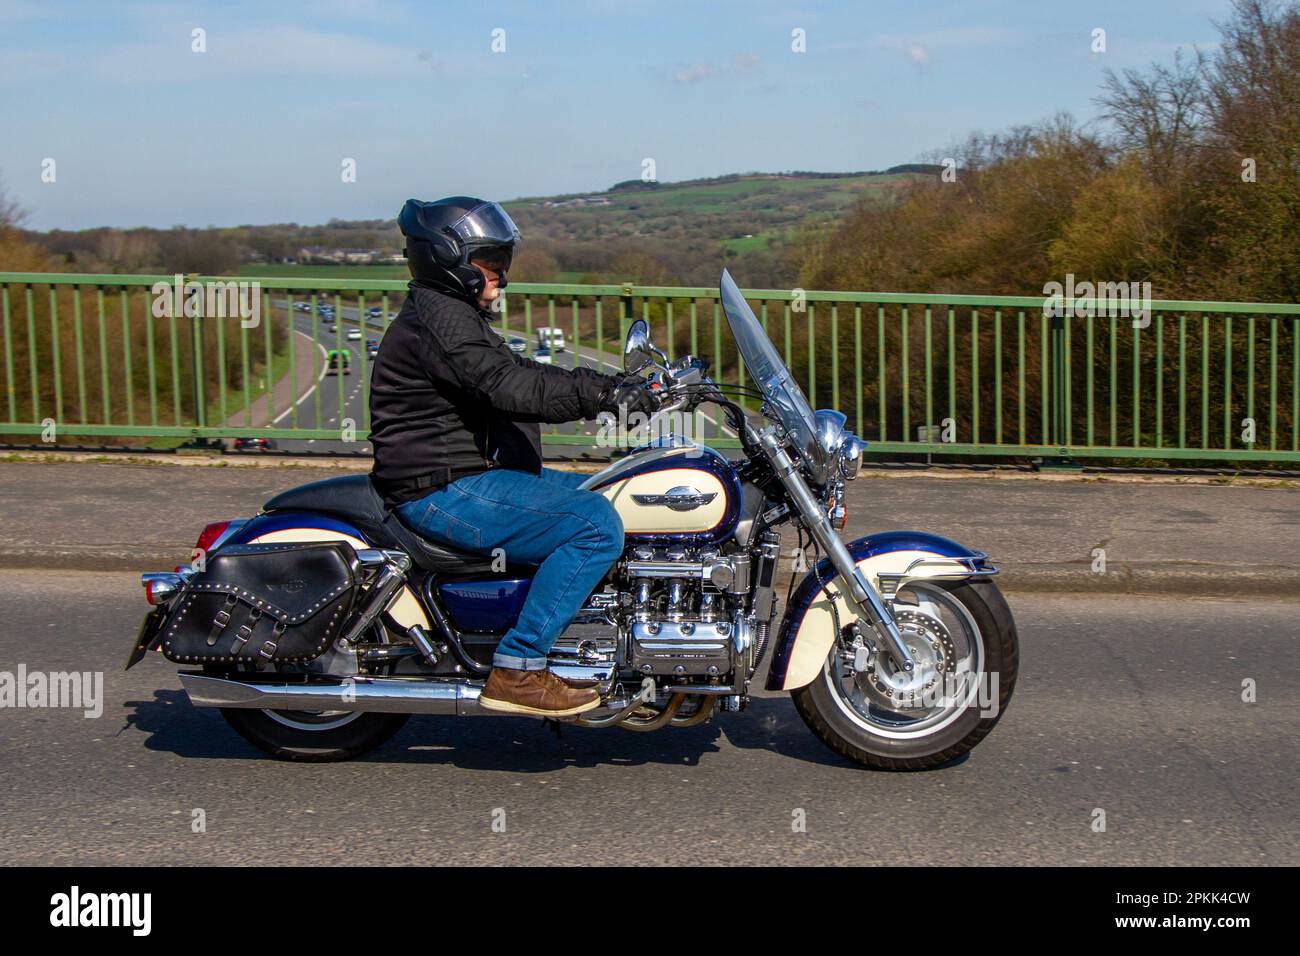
[580,441,744,542]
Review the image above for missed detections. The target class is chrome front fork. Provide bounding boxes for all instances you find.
[756,429,917,674]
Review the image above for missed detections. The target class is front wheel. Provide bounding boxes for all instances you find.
[791,579,1018,771]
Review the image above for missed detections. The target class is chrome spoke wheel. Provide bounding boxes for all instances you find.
[251,623,384,734]
[262,708,363,732]
[824,582,985,740]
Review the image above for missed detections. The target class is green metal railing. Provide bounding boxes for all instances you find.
[2,271,1299,464]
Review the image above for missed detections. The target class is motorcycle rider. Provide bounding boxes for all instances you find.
[368,197,659,717]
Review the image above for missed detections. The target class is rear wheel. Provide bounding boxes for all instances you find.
[214,622,410,762]
[791,579,1018,771]
[219,707,409,762]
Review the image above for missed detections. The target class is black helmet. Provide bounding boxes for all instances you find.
[398,196,521,302]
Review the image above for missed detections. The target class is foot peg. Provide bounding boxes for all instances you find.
[407,624,440,666]
[574,677,657,728]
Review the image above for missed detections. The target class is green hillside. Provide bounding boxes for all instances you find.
[26,169,930,290]
[505,171,920,247]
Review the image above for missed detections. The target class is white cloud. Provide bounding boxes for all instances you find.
[873,25,1015,66]
[669,53,761,85]
[671,62,717,85]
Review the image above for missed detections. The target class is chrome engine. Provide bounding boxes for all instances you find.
[622,543,748,678]
[551,533,781,693]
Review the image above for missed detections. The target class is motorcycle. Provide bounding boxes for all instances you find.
[126,269,1019,769]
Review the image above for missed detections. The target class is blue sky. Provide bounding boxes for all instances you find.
[1,0,1235,230]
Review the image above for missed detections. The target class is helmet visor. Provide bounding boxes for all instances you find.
[468,246,513,272]
[448,201,522,248]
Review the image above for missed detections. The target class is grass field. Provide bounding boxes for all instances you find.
[719,233,776,254]
[508,171,924,247]
[622,174,894,212]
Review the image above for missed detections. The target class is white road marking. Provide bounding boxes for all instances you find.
[272,331,329,425]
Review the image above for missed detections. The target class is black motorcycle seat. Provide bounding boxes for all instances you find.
[262,474,510,574]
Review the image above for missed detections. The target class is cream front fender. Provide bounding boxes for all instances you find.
[764,531,995,692]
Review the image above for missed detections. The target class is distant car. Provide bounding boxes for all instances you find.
[326,349,351,375]
[367,343,380,358]
[232,437,277,452]
[507,336,527,354]
[326,323,338,334]
[293,302,310,313]
[536,326,566,353]
[346,327,362,341]
[316,303,333,315]
[366,307,383,318]
[533,346,552,364]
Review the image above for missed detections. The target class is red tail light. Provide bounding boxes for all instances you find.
[142,572,183,605]
[194,520,232,558]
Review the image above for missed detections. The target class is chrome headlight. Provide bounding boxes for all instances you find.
[809,410,866,482]
[838,434,865,479]
[812,409,847,479]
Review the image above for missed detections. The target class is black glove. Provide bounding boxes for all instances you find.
[598,373,660,416]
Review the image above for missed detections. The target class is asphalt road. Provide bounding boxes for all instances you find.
[0,571,1293,866]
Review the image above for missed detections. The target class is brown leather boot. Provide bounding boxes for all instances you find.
[478,667,601,717]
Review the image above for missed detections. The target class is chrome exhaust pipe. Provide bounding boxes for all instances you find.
[180,672,482,715]
[180,665,623,718]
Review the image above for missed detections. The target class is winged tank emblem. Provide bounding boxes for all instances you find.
[631,485,717,512]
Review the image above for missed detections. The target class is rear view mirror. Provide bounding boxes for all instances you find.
[624,319,667,373]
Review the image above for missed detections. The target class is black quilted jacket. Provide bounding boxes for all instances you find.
[368,283,614,503]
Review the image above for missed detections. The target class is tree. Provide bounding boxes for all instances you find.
[167,228,241,275]
[0,174,24,231]
[94,230,163,273]
[1097,48,1208,176]
[509,243,561,282]
[1201,0,1300,299]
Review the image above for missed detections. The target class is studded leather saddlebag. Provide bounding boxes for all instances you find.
[160,542,358,665]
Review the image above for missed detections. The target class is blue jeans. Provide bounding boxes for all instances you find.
[396,467,623,670]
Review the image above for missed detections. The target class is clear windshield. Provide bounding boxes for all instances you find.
[719,269,827,477]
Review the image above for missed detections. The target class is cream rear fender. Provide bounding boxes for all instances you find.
[226,511,431,633]
[764,531,997,691]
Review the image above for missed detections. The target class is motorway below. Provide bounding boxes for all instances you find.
[255,299,645,457]
[0,572,1293,865]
